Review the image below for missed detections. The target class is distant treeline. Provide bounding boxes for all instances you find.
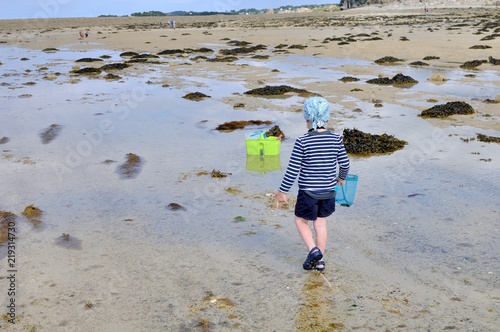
[102,4,341,17]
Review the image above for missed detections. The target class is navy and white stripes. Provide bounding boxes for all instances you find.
[279,131,350,193]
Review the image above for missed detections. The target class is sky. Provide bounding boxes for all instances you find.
[2,0,340,20]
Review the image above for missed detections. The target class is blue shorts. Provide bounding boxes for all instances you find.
[294,190,336,221]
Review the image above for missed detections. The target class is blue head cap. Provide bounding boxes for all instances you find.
[303,96,330,130]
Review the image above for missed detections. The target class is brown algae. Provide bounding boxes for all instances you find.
[21,204,43,220]
[342,128,407,155]
[477,133,500,144]
[183,92,211,101]
[211,169,231,178]
[0,211,16,243]
[55,233,82,250]
[244,85,310,96]
[215,120,272,132]
[40,124,62,144]
[420,101,475,118]
[117,153,143,179]
[167,203,185,211]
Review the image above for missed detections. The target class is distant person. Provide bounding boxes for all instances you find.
[274,97,350,273]
[171,20,176,29]
[79,31,84,39]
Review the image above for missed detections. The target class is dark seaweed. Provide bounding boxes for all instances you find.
[183,92,211,101]
[215,120,272,132]
[266,125,286,140]
[167,203,185,211]
[339,76,360,83]
[118,153,143,179]
[409,61,429,66]
[40,124,62,144]
[55,233,82,250]
[342,128,407,155]
[244,85,308,96]
[367,73,418,86]
[72,67,102,75]
[489,56,500,65]
[207,56,238,62]
[374,56,404,64]
[477,133,500,144]
[120,51,139,57]
[157,49,185,55]
[420,101,475,118]
[75,58,103,62]
[100,63,130,71]
[219,44,267,55]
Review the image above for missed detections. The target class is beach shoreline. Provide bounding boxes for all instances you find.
[1,7,499,331]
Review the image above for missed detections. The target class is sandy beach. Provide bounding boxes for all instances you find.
[1,6,499,331]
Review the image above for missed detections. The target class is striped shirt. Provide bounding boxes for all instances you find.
[279,130,350,193]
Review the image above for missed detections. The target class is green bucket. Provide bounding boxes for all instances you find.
[245,131,281,156]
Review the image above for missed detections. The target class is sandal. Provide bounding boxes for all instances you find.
[302,247,323,270]
[315,260,325,272]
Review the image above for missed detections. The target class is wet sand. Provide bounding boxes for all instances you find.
[1,6,499,331]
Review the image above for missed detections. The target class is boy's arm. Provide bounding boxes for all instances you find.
[278,139,303,193]
[337,141,350,180]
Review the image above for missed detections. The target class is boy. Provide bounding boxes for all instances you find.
[274,97,350,272]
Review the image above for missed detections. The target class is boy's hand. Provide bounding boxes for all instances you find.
[274,191,288,209]
[337,178,346,186]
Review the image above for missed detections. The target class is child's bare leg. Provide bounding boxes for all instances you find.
[313,217,327,254]
[295,216,316,250]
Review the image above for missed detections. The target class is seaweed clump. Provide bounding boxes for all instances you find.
[118,153,143,179]
[215,120,272,132]
[120,51,139,57]
[167,203,185,211]
[21,204,43,228]
[459,60,487,69]
[0,211,16,243]
[100,63,130,71]
[266,125,286,140]
[409,61,429,66]
[219,44,267,55]
[469,45,492,49]
[183,92,211,101]
[104,73,121,80]
[55,233,82,250]
[157,49,185,55]
[211,170,231,178]
[374,56,404,64]
[420,101,474,118]
[207,56,238,63]
[339,76,360,83]
[244,85,309,96]
[72,67,102,75]
[367,73,418,86]
[488,56,500,65]
[342,128,407,155]
[75,58,103,62]
[477,133,500,144]
[40,124,62,144]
